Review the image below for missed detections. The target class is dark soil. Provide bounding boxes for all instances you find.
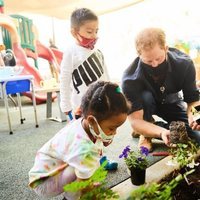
[161,156,200,200]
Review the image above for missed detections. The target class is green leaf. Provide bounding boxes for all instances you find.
[63,160,119,199]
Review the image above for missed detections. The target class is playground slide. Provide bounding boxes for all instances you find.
[13,42,58,104]
[50,47,63,66]
[36,40,61,73]
[0,14,57,104]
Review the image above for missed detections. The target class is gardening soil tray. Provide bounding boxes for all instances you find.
[160,156,200,200]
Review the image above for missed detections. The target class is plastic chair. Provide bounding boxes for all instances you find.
[0,75,39,134]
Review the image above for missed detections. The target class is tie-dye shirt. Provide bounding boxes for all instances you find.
[29,118,100,188]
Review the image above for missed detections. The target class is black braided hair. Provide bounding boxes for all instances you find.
[81,81,130,121]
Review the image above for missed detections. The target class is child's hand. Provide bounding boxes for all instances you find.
[65,111,71,115]
[81,182,101,195]
[64,111,73,121]
[93,182,101,187]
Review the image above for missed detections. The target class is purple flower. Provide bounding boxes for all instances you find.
[119,145,149,169]
[119,145,131,158]
[137,157,144,161]
[140,146,149,156]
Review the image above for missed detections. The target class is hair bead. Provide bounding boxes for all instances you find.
[116,87,121,93]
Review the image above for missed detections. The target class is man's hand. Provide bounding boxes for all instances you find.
[188,102,200,130]
[189,120,200,131]
[160,130,170,146]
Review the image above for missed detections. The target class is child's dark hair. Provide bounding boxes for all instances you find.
[70,8,98,29]
[81,81,130,121]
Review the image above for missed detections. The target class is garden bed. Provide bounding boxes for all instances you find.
[161,156,200,200]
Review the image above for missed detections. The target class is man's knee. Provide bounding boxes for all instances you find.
[141,91,156,121]
[141,91,155,108]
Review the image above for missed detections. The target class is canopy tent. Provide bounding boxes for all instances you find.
[3,0,144,19]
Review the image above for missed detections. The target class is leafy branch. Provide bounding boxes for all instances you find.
[170,140,199,168]
[63,161,119,200]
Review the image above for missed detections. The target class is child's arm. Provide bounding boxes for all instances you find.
[98,50,110,81]
[60,50,73,113]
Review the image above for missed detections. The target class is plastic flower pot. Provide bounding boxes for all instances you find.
[129,167,146,186]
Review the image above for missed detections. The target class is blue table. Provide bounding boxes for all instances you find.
[0,75,39,134]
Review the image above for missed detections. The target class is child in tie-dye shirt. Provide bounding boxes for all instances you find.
[29,81,130,199]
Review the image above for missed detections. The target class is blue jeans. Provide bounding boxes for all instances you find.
[141,91,200,145]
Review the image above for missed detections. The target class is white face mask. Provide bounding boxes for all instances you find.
[89,117,114,143]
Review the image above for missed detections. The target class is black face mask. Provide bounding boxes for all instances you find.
[142,59,168,76]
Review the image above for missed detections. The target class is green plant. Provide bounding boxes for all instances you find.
[170,140,199,168]
[119,146,149,170]
[127,169,195,200]
[63,161,119,200]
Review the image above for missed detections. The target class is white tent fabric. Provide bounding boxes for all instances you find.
[3,0,144,19]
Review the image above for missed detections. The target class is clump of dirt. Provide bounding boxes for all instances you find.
[169,121,189,144]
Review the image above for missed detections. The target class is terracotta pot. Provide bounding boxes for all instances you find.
[129,167,146,185]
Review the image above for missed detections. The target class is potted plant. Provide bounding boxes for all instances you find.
[119,145,149,185]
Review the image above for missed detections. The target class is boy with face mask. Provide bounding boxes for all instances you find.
[122,27,200,151]
[60,8,117,170]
